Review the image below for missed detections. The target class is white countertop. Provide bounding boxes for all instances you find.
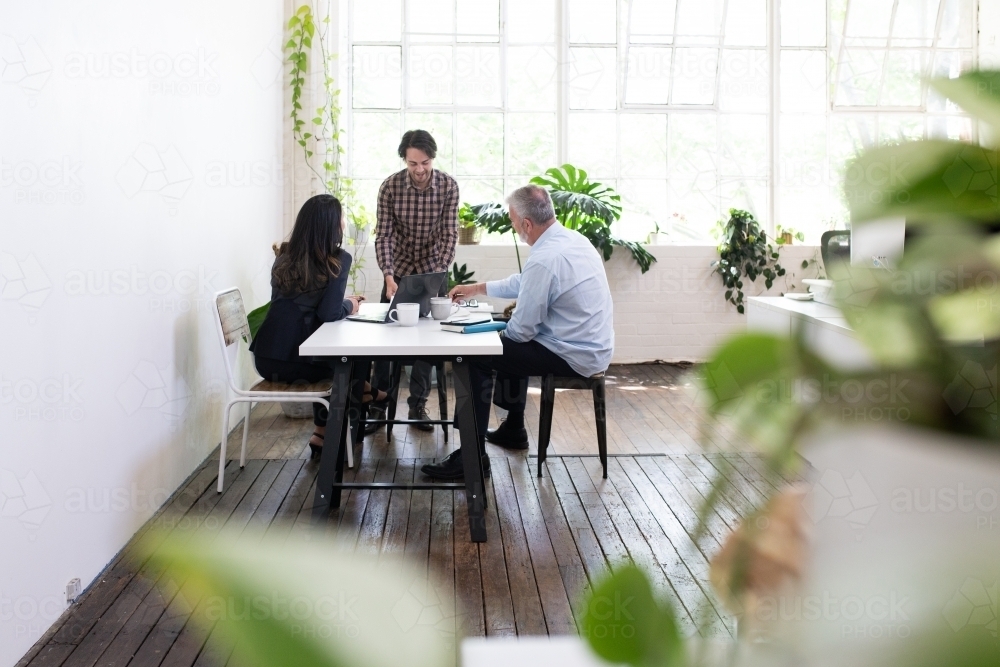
[748,296,855,336]
[299,315,504,357]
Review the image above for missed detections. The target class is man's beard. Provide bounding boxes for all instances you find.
[516,231,528,244]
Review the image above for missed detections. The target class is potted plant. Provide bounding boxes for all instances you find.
[447,262,475,290]
[775,224,805,245]
[712,208,785,313]
[472,164,657,273]
[646,221,666,245]
[457,203,481,245]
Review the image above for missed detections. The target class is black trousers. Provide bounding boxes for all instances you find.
[371,274,447,409]
[469,337,581,453]
[254,356,334,427]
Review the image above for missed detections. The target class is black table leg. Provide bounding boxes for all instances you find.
[312,359,351,519]
[451,360,487,542]
[348,357,371,450]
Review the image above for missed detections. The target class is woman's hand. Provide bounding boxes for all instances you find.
[346,296,363,315]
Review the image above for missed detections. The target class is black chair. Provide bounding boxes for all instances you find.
[537,372,608,479]
[385,360,450,442]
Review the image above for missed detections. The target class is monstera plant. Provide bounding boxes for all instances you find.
[472,164,657,274]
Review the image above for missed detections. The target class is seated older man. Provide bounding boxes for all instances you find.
[421,184,614,481]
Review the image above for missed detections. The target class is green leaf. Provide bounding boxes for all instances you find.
[141,529,449,667]
[702,333,790,416]
[581,564,684,667]
[246,302,270,339]
[846,140,1000,225]
[930,71,1000,131]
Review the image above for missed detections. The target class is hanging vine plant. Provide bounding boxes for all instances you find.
[713,208,785,314]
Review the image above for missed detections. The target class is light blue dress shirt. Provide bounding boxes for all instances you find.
[486,223,614,377]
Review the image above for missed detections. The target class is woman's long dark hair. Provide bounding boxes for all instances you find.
[272,194,344,293]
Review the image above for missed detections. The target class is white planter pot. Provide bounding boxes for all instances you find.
[348,225,370,247]
[647,232,668,245]
[769,425,1000,663]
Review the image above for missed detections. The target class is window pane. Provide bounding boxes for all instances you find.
[456,113,503,175]
[352,112,402,177]
[621,114,667,178]
[668,178,718,241]
[878,114,925,144]
[720,115,767,178]
[779,114,832,236]
[844,0,893,40]
[781,0,825,46]
[724,0,766,47]
[892,0,940,46]
[720,49,768,113]
[625,47,671,105]
[671,48,719,104]
[569,0,617,43]
[835,49,885,106]
[506,113,556,176]
[508,0,556,43]
[409,45,453,105]
[405,112,453,169]
[508,46,557,111]
[353,0,402,42]
[619,180,668,240]
[458,178,503,206]
[353,46,402,108]
[569,47,617,109]
[721,178,767,223]
[457,0,499,42]
[675,0,724,42]
[781,50,826,113]
[568,113,616,178]
[456,46,500,106]
[937,0,974,48]
[669,114,717,177]
[408,0,455,40]
[353,178,384,215]
[628,0,677,44]
[880,51,926,107]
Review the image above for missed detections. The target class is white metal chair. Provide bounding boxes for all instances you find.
[214,287,348,493]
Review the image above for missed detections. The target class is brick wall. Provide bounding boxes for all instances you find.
[348,240,822,363]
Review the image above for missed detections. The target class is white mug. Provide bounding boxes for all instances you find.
[430,296,459,320]
[388,302,420,326]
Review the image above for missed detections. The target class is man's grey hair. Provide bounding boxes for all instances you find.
[506,185,555,225]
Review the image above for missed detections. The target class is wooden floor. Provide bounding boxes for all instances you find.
[18,365,781,667]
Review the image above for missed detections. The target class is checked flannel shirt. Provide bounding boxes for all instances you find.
[374,168,459,278]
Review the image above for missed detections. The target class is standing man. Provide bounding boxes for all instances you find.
[369,129,459,433]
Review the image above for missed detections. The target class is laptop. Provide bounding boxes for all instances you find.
[346,272,447,323]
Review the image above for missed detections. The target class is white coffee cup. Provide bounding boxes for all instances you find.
[388,302,420,326]
[430,296,459,320]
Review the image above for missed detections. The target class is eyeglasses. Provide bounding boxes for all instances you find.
[456,298,479,307]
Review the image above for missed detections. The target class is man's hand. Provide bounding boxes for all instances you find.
[385,275,398,299]
[448,282,486,302]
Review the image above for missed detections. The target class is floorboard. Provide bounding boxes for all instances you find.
[20,364,795,666]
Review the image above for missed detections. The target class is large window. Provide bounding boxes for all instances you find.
[345,0,977,243]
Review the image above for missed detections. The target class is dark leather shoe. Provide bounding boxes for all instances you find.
[421,450,491,480]
[408,404,434,432]
[363,405,385,436]
[485,418,529,450]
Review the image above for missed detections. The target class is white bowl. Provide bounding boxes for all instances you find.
[802,278,835,305]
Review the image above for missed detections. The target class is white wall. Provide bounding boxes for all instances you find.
[344,241,823,363]
[0,2,285,664]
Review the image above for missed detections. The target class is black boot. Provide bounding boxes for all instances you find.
[485,416,529,450]
[420,450,491,480]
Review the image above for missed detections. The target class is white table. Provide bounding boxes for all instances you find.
[300,316,503,542]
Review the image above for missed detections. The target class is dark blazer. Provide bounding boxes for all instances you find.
[250,249,353,362]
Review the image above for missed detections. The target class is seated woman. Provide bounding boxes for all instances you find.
[250,194,386,458]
